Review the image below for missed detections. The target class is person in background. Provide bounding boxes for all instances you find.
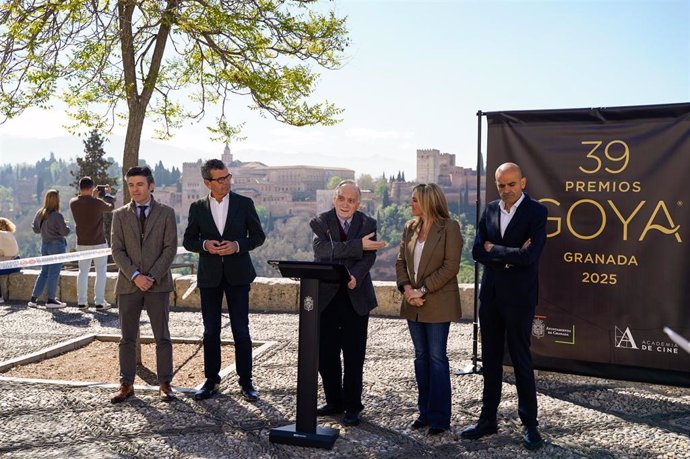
[0,217,20,304]
[28,189,70,309]
[310,180,385,426]
[395,183,463,436]
[70,176,115,311]
[109,166,177,404]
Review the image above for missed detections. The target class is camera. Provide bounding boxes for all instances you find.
[96,184,107,197]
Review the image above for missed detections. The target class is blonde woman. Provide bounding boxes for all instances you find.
[395,183,463,435]
[0,217,20,303]
[28,189,70,308]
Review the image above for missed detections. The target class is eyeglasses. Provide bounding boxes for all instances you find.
[208,173,232,183]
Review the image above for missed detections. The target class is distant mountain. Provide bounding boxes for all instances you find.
[0,134,416,178]
[0,134,198,166]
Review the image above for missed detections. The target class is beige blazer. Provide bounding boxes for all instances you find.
[111,199,178,295]
[396,218,463,323]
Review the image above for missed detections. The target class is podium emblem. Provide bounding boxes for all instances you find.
[304,296,314,311]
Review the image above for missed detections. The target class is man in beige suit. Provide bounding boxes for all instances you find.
[109,166,178,403]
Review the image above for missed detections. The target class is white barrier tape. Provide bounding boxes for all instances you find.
[0,247,191,271]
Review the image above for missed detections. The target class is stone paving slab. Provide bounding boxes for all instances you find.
[0,302,688,458]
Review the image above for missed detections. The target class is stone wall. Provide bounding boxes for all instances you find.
[0,271,476,319]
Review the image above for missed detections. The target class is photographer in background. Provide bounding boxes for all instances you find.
[70,176,115,310]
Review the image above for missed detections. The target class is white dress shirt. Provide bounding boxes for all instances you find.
[209,193,229,236]
[499,192,525,237]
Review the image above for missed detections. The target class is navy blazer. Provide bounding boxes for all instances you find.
[472,193,547,308]
[183,191,266,288]
[310,209,378,316]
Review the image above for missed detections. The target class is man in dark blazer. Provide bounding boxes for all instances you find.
[183,159,266,402]
[110,166,178,404]
[461,162,548,450]
[309,180,385,426]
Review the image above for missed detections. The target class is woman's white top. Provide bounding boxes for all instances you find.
[413,239,425,283]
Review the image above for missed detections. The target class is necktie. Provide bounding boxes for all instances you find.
[138,205,148,237]
[343,220,350,234]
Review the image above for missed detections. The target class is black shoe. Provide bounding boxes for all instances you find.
[460,419,498,440]
[159,382,175,402]
[342,410,360,426]
[411,419,428,429]
[316,404,344,416]
[77,304,88,309]
[194,381,219,400]
[523,426,544,450]
[428,427,447,436]
[241,384,258,402]
[45,299,66,309]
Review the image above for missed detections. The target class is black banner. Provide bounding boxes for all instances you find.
[486,103,690,386]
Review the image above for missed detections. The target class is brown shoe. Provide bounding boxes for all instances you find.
[110,383,134,404]
[159,382,175,402]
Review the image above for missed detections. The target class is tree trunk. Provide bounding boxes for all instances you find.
[121,105,145,203]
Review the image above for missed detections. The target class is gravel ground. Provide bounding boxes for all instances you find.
[0,302,688,458]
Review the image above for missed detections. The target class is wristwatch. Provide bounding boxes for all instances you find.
[419,285,428,296]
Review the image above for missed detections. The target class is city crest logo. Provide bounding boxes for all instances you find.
[303,296,314,312]
[532,317,546,339]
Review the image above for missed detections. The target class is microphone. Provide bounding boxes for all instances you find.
[314,217,335,263]
[326,228,335,263]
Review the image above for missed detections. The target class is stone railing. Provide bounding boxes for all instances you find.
[0,270,476,319]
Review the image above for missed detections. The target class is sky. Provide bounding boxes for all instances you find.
[0,0,688,180]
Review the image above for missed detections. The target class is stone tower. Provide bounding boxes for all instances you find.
[416,148,441,183]
[222,144,233,167]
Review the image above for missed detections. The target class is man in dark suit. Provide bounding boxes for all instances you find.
[110,166,178,404]
[309,180,385,426]
[183,159,266,402]
[461,162,548,450]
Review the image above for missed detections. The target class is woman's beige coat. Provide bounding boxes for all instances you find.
[396,218,463,323]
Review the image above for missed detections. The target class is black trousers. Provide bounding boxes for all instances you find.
[319,290,369,413]
[200,279,252,388]
[478,299,538,427]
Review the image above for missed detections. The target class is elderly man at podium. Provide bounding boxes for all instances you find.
[309,180,385,427]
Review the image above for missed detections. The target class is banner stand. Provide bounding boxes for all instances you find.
[455,110,484,376]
